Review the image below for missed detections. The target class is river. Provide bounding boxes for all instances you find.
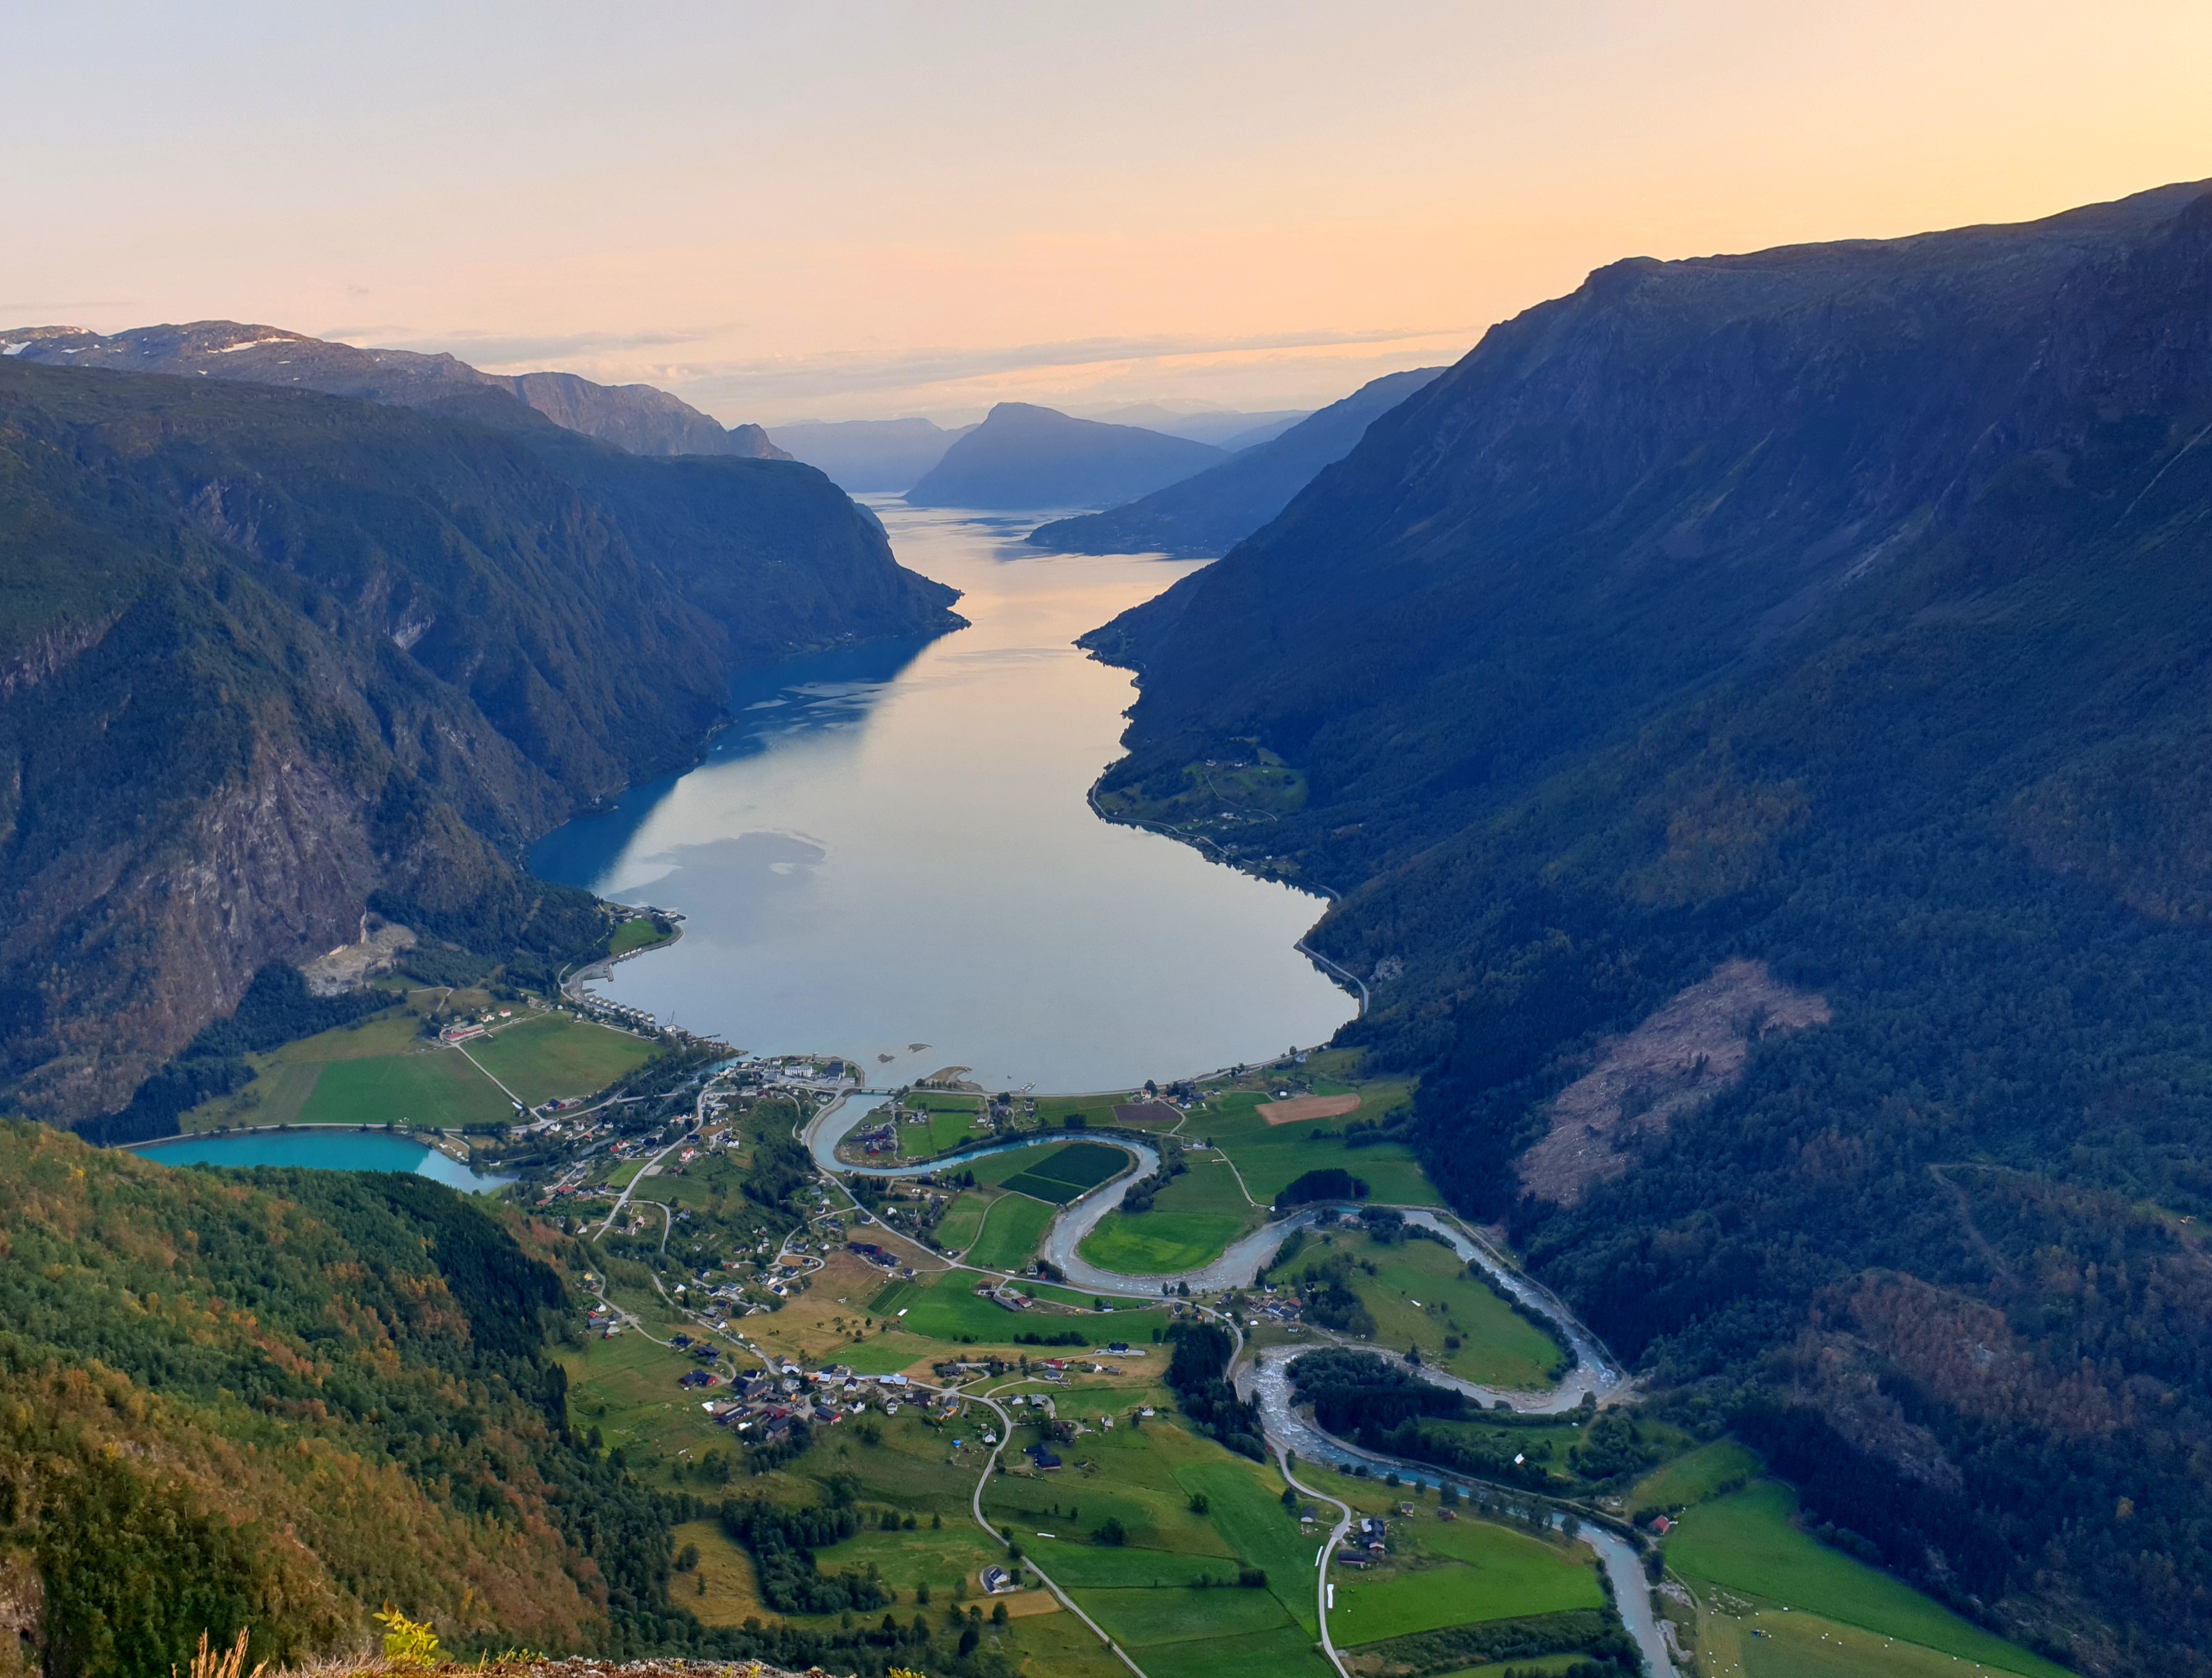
[531,503,1357,1090]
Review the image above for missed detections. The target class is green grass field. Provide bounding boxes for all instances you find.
[1330,1521,1601,1647]
[901,1103,985,1158]
[467,1013,659,1106]
[933,1188,992,1251]
[608,917,672,956]
[984,1409,1330,1677]
[1079,1155,1259,1274]
[298,1049,516,1128]
[1078,1211,1249,1275]
[1185,1084,1438,1208]
[967,1193,1056,1270]
[179,1005,655,1131]
[1626,1437,1760,1516]
[1270,1230,1566,1389]
[1665,1483,2070,1677]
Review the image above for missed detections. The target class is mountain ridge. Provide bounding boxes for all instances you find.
[0,360,959,1125]
[1082,176,2212,1671]
[904,401,1225,510]
[1028,366,1443,557]
[0,321,790,461]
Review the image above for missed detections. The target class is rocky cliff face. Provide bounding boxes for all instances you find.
[0,321,788,458]
[0,361,957,1123]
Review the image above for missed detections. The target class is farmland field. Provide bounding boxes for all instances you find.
[932,1188,991,1251]
[178,1004,654,1131]
[466,1013,659,1106]
[1625,1437,1760,1516]
[1079,1153,1259,1273]
[966,1193,1056,1270]
[1665,1482,2069,1677]
[1268,1230,1566,1388]
[1329,1521,1601,1647]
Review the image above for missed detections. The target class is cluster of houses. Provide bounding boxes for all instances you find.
[694,1365,961,1446]
[1252,1293,1306,1326]
[1335,1515,1392,1568]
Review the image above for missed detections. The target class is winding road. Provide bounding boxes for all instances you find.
[792,1086,1672,1675]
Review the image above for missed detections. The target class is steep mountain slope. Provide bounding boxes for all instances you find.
[0,323,788,459]
[1028,366,1442,556]
[1078,404,1308,446]
[0,1121,666,1678]
[904,401,1224,509]
[1085,179,2212,1672]
[0,361,958,1126]
[769,417,973,492]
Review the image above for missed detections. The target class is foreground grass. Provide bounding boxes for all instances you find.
[1665,1482,2069,1678]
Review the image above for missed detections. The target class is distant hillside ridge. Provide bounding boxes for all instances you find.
[0,360,959,1125]
[1029,366,1444,557]
[1083,178,2212,1670]
[769,415,975,492]
[0,321,790,459]
[904,401,1226,509]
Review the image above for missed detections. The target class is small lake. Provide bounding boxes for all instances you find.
[134,1128,514,1193]
[530,502,1358,1092]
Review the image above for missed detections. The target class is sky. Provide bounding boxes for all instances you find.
[4,2,2209,427]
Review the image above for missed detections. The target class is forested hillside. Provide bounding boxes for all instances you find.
[1085,179,2212,1673]
[0,362,959,1127]
[0,1121,670,1678]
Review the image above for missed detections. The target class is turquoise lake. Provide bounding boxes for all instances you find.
[133,1128,513,1193]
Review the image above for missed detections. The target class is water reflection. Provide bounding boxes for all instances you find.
[529,502,1356,1091]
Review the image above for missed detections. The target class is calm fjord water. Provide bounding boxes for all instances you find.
[530,502,1356,1091]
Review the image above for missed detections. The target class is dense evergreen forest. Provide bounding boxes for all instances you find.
[1087,182,2212,1673]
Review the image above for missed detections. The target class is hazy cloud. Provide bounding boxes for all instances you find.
[672,324,1472,408]
[319,324,730,369]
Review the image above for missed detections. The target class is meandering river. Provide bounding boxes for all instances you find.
[532,503,1357,1090]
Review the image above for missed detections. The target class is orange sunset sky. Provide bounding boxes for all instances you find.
[6,1,2210,426]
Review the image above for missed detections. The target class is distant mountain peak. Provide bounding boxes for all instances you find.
[906,400,1226,511]
[0,319,788,460]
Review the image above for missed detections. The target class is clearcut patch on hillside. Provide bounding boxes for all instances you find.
[1517,959,1828,1206]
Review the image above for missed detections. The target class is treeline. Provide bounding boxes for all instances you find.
[1164,1322,1263,1459]
[1273,1166,1368,1210]
[717,1500,889,1614]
